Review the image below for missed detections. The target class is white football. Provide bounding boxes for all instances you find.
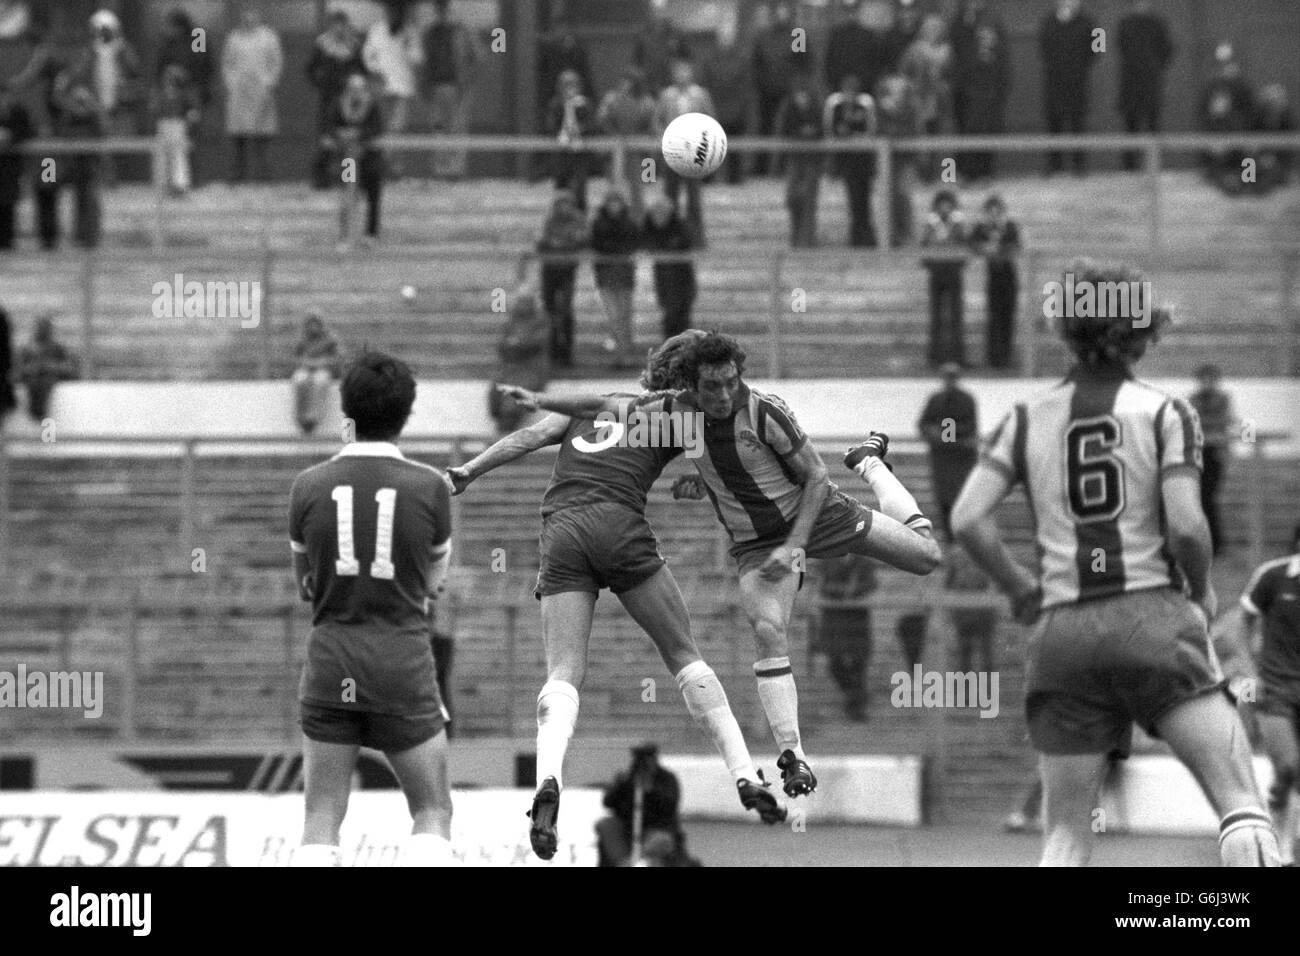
[661,112,727,179]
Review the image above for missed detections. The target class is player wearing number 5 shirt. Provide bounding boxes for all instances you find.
[287,352,455,867]
[951,262,1279,868]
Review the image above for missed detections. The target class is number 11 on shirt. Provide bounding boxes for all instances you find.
[332,485,397,580]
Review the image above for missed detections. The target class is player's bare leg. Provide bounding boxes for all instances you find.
[849,508,942,575]
[618,565,786,823]
[1155,693,1281,866]
[1257,712,1300,864]
[530,589,597,859]
[387,730,455,865]
[737,565,816,797]
[1038,752,1109,866]
[296,737,359,866]
[845,433,936,539]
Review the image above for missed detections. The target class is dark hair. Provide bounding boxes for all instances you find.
[678,331,747,388]
[1056,261,1171,368]
[932,189,958,210]
[340,351,416,441]
[641,329,706,391]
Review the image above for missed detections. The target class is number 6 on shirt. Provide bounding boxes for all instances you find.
[331,485,397,579]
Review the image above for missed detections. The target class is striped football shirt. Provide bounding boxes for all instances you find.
[982,365,1203,609]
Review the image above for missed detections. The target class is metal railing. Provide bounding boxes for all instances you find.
[19,130,1300,250]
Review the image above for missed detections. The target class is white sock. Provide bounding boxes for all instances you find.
[676,659,758,783]
[536,678,580,789]
[1275,799,1299,866]
[291,844,341,867]
[401,833,456,867]
[753,657,804,758]
[856,457,932,533]
[1218,807,1281,866]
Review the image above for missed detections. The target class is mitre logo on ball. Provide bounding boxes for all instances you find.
[661,112,728,178]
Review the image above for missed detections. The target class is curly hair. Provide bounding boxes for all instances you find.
[640,329,707,391]
[1055,261,1173,367]
[674,331,748,389]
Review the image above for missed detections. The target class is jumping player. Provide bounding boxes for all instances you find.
[1228,524,1300,865]
[951,263,1280,867]
[449,332,786,862]
[288,352,455,867]
[505,331,941,798]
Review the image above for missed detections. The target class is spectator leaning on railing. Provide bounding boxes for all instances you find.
[151,64,201,197]
[0,84,34,250]
[363,0,423,178]
[775,70,824,249]
[655,58,715,248]
[824,73,879,248]
[589,189,640,370]
[536,188,587,368]
[421,0,479,180]
[919,189,969,366]
[326,71,386,251]
[597,68,657,220]
[641,196,697,341]
[545,69,596,212]
[76,9,143,184]
[307,8,364,190]
[17,315,79,423]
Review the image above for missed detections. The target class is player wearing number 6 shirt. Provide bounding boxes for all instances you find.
[287,351,455,867]
[951,262,1279,867]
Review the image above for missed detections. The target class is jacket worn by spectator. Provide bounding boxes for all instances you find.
[222,22,284,136]
[156,10,213,106]
[1116,9,1173,117]
[307,27,364,115]
[1038,6,1097,108]
[589,200,640,289]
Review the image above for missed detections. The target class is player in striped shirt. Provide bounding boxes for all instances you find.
[514,331,942,798]
[453,332,786,860]
[951,262,1279,867]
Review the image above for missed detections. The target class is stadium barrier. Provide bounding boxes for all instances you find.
[21,130,1300,250]
[7,242,1299,381]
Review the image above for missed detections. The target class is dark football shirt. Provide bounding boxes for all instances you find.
[1241,555,1300,691]
[289,442,451,714]
[540,392,684,517]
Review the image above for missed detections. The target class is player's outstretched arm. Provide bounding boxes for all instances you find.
[449,412,570,494]
[951,464,1039,622]
[499,383,623,419]
[1161,470,1216,622]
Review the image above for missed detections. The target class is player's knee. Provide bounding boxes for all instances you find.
[750,618,788,655]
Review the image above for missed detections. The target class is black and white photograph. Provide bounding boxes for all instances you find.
[0,0,1297,921]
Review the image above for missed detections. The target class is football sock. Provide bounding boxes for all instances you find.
[1218,807,1281,866]
[856,456,932,534]
[754,657,804,758]
[401,833,455,867]
[676,659,757,783]
[535,678,580,790]
[1274,798,1299,866]
[290,844,340,867]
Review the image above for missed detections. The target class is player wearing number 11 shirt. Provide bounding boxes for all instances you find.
[951,262,1279,868]
[287,352,455,867]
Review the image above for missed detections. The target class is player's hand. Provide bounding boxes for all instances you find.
[670,474,706,500]
[446,465,472,496]
[497,384,539,411]
[299,574,314,602]
[1009,585,1042,626]
[759,546,796,582]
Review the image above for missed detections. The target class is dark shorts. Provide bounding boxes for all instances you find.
[535,502,665,599]
[1025,587,1226,758]
[730,490,875,577]
[301,698,447,753]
